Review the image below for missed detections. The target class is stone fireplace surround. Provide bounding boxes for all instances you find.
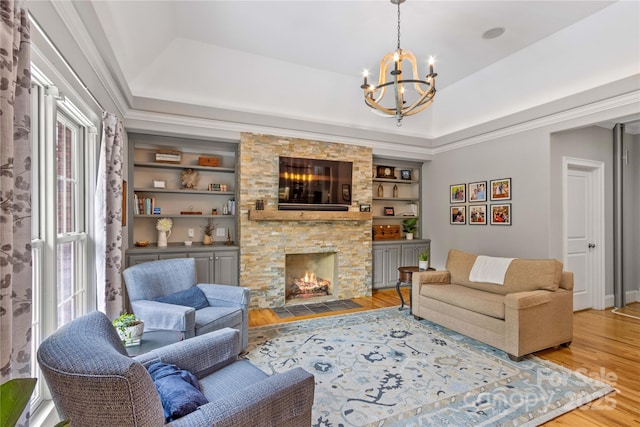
[239,133,373,309]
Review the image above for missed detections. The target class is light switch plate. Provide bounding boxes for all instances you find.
[216,227,226,237]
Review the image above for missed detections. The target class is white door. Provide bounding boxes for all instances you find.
[564,158,605,311]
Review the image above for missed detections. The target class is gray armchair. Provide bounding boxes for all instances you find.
[37,311,315,427]
[123,258,250,349]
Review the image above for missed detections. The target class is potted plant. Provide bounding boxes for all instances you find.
[112,313,144,347]
[419,248,430,271]
[402,218,417,240]
[202,218,216,245]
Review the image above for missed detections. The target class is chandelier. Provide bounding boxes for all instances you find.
[360,0,437,126]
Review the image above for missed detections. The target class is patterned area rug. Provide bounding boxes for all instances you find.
[243,307,613,427]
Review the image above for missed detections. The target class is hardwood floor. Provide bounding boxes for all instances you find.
[248,289,640,426]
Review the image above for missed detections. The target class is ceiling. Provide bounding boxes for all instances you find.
[81,0,639,140]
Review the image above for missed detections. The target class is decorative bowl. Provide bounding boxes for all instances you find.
[135,241,149,247]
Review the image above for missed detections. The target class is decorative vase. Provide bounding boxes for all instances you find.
[419,260,428,271]
[116,321,144,347]
[406,232,414,240]
[377,184,384,197]
[158,229,171,247]
[202,234,213,245]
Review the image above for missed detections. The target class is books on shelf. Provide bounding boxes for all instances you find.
[134,193,158,215]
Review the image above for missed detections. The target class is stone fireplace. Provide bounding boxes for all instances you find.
[285,252,337,303]
[239,133,373,309]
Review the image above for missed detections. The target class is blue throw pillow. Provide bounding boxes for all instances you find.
[155,286,209,310]
[147,362,209,422]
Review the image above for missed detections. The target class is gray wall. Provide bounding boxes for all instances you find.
[423,125,639,302]
[423,128,552,268]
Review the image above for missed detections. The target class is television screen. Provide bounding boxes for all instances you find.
[278,156,353,211]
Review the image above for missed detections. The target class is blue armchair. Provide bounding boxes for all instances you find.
[37,311,315,427]
[123,258,250,349]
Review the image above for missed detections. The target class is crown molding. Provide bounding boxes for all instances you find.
[49,1,132,116]
[124,109,434,161]
[432,90,640,154]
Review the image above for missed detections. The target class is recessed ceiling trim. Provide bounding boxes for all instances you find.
[432,90,640,154]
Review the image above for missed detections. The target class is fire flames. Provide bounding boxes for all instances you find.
[290,271,330,298]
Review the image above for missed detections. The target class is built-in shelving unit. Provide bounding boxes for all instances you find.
[371,157,428,289]
[371,158,422,235]
[125,133,239,285]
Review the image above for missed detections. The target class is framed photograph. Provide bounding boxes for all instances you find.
[384,207,395,216]
[342,184,351,202]
[490,203,512,225]
[400,169,412,180]
[450,183,466,203]
[469,205,487,225]
[450,206,466,224]
[490,178,511,201]
[359,203,371,212]
[468,181,487,202]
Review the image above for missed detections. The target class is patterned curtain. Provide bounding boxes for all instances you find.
[95,112,124,319]
[0,0,32,411]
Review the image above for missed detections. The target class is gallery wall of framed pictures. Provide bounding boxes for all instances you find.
[449,178,511,226]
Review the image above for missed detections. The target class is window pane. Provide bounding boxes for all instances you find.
[56,119,78,234]
[57,241,75,328]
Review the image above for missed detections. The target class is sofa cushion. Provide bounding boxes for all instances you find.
[445,249,562,295]
[419,283,506,320]
[155,286,209,310]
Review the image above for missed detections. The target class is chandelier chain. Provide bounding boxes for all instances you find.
[396,1,401,50]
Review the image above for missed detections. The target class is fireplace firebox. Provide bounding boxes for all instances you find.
[285,252,337,302]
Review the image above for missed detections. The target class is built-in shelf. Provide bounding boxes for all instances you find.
[133,161,235,174]
[372,215,418,220]
[134,188,235,196]
[134,214,236,219]
[373,178,418,184]
[248,210,372,221]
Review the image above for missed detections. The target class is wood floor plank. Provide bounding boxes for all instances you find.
[248,291,640,425]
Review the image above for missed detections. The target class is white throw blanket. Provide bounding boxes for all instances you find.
[469,255,515,285]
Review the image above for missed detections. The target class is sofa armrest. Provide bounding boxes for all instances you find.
[131,299,196,332]
[412,270,451,286]
[505,290,552,310]
[134,328,240,376]
[169,367,315,427]
[559,271,574,291]
[197,284,250,307]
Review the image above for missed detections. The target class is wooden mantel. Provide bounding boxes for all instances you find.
[248,210,372,221]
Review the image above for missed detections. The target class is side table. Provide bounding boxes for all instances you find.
[396,266,435,314]
[125,330,183,356]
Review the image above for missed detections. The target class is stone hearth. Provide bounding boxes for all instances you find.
[239,133,373,309]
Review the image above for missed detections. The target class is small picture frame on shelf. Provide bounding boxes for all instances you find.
[153,180,166,189]
[360,203,371,212]
[400,170,412,180]
[450,206,466,224]
[384,207,395,216]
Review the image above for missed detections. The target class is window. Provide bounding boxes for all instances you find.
[55,113,87,328]
[30,67,98,411]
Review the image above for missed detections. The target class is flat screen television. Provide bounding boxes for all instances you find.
[278,156,353,211]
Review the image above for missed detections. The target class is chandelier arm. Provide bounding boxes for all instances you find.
[400,89,436,116]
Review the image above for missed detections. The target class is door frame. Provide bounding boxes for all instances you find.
[562,157,606,310]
